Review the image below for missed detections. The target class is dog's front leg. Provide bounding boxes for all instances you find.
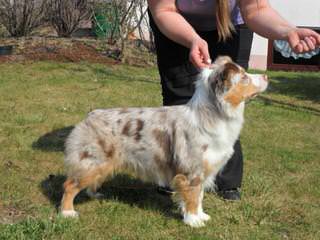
[172,174,208,227]
[197,187,211,222]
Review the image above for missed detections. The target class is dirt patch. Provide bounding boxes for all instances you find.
[0,203,28,224]
[0,38,117,65]
[24,41,116,64]
[0,37,156,67]
[0,55,18,63]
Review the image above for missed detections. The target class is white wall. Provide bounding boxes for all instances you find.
[249,0,320,70]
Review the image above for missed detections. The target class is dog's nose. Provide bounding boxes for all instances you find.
[262,75,268,82]
[259,74,269,92]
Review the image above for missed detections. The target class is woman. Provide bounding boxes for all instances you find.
[147,0,320,200]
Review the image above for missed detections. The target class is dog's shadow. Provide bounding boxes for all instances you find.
[32,126,74,152]
[35,126,178,219]
[40,174,178,219]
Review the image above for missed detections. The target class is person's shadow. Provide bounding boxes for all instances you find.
[33,127,178,219]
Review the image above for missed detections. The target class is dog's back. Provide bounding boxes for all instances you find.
[64,106,204,187]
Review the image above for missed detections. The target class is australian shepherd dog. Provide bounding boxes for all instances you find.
[60,56,268,227]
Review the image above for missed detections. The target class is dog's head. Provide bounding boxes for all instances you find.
[202,56,268,108]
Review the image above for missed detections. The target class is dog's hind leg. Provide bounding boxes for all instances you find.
[60,178,81,217]
[61,162,115,217]
[171,174,207,227]
[86,175,105,199]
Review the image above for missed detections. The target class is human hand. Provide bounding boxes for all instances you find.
[189,37,212,69]
[286,28,320,53]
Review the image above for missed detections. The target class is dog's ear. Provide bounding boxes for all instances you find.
[220,62,244,106]
[214,56,233,66]
[207,59,241,96]
[211,57,240,86]
[209,61,240,92]
[208,63,218,69]
[220,62,241,87]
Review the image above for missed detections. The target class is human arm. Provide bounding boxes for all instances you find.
[147,0,211,68]
[239,0,320,53]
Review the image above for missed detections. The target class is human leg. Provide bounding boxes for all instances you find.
[149,10,199,106]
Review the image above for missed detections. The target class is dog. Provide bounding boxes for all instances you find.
[60,56,268,227]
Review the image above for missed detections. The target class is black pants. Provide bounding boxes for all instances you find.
[149,13,253,190]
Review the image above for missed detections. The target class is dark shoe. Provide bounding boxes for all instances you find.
[218,189,241,201]
[157,186,175,195]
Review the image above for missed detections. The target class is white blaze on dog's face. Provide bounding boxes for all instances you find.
[210,57,269,107]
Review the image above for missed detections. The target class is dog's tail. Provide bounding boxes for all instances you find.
[64,120,104,175]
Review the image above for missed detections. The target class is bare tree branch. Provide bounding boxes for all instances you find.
[0,0,48,37]
[91,0,153,59]
[48,0,93,37]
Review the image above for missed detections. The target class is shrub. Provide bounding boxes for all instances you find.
[47,0,92,38]
[93,0,150,61]
[0,0,47,37]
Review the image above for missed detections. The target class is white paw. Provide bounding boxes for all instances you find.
[198,211,211,222]
[86,189,104,199]
[61,210,79,218]
[183,213,205,228]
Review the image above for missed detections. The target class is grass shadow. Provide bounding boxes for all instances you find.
[269,73,320,104]
[40,173,178,220]
[32,126,74,152]
[90,65,159,85]
[257,95,320,116]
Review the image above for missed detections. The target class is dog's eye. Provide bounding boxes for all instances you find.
[242,77,250,85]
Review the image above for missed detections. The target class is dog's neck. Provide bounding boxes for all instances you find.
[188,79,245,116]
[186,79,245,133]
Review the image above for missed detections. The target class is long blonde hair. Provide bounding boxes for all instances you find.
[216,0,235,41]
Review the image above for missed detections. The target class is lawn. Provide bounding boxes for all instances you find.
[0,61,319,239]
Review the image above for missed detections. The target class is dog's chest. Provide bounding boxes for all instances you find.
[200,119,243,168]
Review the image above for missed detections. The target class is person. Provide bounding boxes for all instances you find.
[147,0,320,200]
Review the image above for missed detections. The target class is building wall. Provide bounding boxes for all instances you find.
[249,0,320,70]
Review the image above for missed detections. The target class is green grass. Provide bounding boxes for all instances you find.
[0,62,319,239]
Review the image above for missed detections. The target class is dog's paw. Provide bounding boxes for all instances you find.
[86,189,104,199]
[61,210,79,218]
[198,211,211,222]
[183,213,205,228]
